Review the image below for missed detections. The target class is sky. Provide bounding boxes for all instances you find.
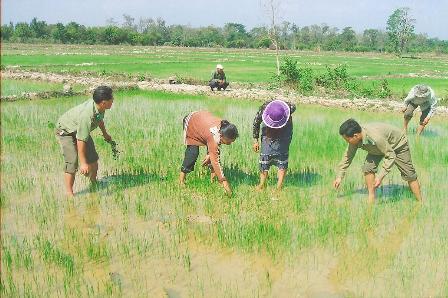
[2,0,447,39]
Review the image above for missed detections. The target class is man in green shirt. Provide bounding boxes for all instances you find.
[333,119,422,203]
[209,64,229,91]
[56,86,114,196]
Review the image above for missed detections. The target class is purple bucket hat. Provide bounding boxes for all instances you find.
[262,100,290,129]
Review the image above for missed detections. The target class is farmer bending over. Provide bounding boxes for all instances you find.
[402,84,437,135]
[253,99,296,191]
[179,111,238,196]
[209,64,229,91]
[333,119,422,204]
[56,86,114,196]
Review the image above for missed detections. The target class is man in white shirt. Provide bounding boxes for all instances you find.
[402,84,438,135]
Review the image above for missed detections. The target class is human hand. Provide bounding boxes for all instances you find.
[422,117,430,125]
[103,132,112,142]
[253,141,260,152]
[333,177,342,189]
[222,180,232,196]
[374,177,382,188]
[201,155,210,166]
[80,163,90,176]
[401,107,407,113]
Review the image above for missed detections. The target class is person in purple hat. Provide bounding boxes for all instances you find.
[252,99,296,191]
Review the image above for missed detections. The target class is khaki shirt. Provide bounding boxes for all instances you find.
[57,99,105,141]
[337,123,407,180]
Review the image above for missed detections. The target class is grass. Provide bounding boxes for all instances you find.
[1,89,447,296]
[2,43,448,98]
[1,79,85,97]
[1,79,64,97]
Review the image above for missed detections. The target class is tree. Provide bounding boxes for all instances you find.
[52,23,67,43]
[122,14,136,30]
[30,17,49,39]
[339,27,357,51]
[386,7,415,56]
[362,29,380,50]
[14,22,33,41]
[262,0,282,75]
[223,23,248,48]
[1,23,14,40]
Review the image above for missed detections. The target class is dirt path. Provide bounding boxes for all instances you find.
[2,69,447,116]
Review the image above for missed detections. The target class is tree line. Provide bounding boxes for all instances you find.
[2,10,447,54]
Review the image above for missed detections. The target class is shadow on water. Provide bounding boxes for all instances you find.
[224,166,259,187]
[284,167,322,187]
[77,170,168,195]
[224,166,321,188]
[353,184,412,202]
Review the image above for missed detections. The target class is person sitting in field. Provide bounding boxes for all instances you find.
[253,99,296,191]
[56,86,114,196]
[333,119,422,204]
[402,84,437,135]
[179,110,239,196]
[209,64,229,91]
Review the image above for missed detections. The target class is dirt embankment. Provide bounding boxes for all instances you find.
[2,69,447,116]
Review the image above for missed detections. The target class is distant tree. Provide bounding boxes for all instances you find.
[262,0,283,75]
[102,26,126,44]
[122,14,136,30]
[1,23,14,40]
[223,23,248,48]
[362,29,380,50]
[65,22,85,43]
[30,17,49,39]
[14,22,33,41]
[386,7,415,56]
[52,23,67,43]
[339,27,357,51]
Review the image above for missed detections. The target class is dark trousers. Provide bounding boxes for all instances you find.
[181,145,200,173]
[209,80,229,90]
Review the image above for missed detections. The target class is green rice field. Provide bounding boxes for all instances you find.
[1,89,447,297]
[2,43,448,98]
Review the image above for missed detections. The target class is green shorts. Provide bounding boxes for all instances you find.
[56,130,99,174]
[361,143,417,181]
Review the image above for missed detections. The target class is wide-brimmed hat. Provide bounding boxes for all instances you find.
[262,100,290,129]
[414,84,430,98]
[216,64,224,70]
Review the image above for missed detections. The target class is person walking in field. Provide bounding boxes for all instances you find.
[333,119,422,204]
[209,64,229,91]
[179,110,239,196]
[56,86,114,196]
[252,99,296,191]
[402,84,437,135]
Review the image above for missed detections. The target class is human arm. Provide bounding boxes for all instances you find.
[334,144,358,188]
[98,120,112,142]
[252,102,268,152]
[207,142,231,195]
[403,88,415,107]
[77,140,89,175]
[286,101,296,114]
[425,91,438,119]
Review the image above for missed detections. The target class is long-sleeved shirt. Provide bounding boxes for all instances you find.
[337,123,408,180]
[210,71,226,82]
[183,111,226,182]
[252,100,296,155]
[403,86,438,118]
